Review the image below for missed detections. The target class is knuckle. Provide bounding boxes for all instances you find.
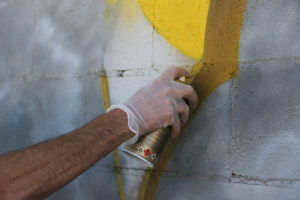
[152,78,162,87]
[166,88,176,97]
[184,103,190,115]
[174,112,181,123]
[162,68,172,77]
[185,85,195,95]
[164,67,177,78]
[163,87,172,96]
[168,67,177,74]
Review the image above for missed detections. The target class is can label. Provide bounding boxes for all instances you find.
[123,128,170,167]
[125,142,158,163]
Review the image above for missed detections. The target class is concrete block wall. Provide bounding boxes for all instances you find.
[0,0,120,199]
[153,0,300,199]
[0,0,299,199]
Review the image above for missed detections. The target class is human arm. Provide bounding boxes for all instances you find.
[0,109,133,200]
[0,67,198,200]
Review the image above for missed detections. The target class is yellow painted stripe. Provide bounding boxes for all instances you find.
[138,0,210,60]
[138,169,152,200]
[101,74,125,200]
[113,150,124,200]
[138,0,247,199]
[101,74,111,110]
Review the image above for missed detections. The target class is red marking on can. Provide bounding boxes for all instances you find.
[144,149,151,156]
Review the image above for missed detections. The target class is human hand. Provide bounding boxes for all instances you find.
[107,67,198,144]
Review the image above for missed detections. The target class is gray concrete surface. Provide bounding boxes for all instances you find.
[0,0,120,199]
[0,0,300,199]
[155,177,300,200]
[154,0,300,199]
[155,58,300,200]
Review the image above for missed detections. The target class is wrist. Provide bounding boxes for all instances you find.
[107,105,140,144]
[106,108,132,131]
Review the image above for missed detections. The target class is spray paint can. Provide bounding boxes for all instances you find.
[123,128,170,168]
[122,76,186,167]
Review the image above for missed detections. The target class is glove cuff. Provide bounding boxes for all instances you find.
[107,104,139,145]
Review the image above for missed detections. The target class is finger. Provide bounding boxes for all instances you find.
[174,83,198,110]
[162,67,192,80]
[176,99,190,127]
[170,112,181,138]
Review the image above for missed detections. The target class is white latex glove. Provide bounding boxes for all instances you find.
[107,67,198,144]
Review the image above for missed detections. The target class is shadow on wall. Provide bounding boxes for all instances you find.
[231,60,300,179]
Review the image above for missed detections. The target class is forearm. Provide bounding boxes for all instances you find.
[0,109,133,200]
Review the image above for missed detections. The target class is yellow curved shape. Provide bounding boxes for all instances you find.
[138,0,210,60]
[138,0,247,198]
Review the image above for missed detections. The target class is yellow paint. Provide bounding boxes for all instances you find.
[138,0,210,60]
[138,0,247,199]
[101,74,124,200]
[101,74,110,110]
[138,168,151,200]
